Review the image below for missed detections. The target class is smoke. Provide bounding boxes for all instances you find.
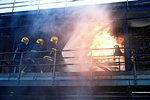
[10,4,113,73]
[129,18,150,27]
[30,10,63,36]
[62,5,112,72]
[128,11,150,27]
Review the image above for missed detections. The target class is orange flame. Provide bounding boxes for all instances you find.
[89,25,125,71]
[90,26,121,56]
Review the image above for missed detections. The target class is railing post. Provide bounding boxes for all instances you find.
[90,49,93,69]
[90,49,94,86]
[119,56,121,71]
[133,49,137,85]
[18,52,23,81]
[90,49,94,100]
[52,50,57,85]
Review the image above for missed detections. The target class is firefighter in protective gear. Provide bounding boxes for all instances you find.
[44,36,58,58]
[21,37,29,45]
[113,45,123,63]
[36,38,44,45]
[114,45,122,56]
[24,38,45,73]
[49,36,58,52]
[30,38,45,51]
[9,37,29,73]
[50,36,58,45]
[43,36,58,72]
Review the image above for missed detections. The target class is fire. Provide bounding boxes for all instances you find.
[90,27,118,56]
[89,25,125,71]
[90,26,120,56]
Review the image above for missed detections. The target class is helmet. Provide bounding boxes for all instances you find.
[50,36,58,42]
[21,37,29,42]
[36,38,44,44]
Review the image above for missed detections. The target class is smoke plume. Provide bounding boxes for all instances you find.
[62,5,112,72]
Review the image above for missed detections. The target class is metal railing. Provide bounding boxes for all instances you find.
[0,47,150,81]
[131,46,150,84]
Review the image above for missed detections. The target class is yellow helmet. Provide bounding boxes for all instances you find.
[50,36,58,42]
[36,38,44,44]
[21,37,29,42]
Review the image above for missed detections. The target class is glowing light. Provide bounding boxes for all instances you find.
[88,24,125,71]
[90,26,118,56]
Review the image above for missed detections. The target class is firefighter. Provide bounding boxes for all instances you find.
[9,37,29,73]
[43,36,58,72]
[113,45,122,65]
[114,45,122,56]
[33,38,45,51]
[24,38,45,73]
[49,36,58,54]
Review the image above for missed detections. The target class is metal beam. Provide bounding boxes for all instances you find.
[0,72,150,86]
